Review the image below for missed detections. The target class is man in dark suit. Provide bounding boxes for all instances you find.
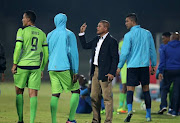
[79,20,119,123]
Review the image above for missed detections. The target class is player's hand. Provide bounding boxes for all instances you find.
[41,72,43,78]
[105,74,114,82]
[151,66,156,75]
[158,73,163,81]
[80,23,87,33]
[73,74,78,83]
[116,68,121,76]
[11,64,17,74]
[1,73,5,82]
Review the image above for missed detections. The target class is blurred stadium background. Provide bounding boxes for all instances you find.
[1,0,180,81]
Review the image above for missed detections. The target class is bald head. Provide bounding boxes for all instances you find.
[170,32,179,41]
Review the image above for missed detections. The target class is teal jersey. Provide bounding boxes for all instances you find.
[13,26,48,70]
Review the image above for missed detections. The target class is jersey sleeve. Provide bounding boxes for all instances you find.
[42,33,48,46]
[13,28,23,64]
[41,33,49,71]
[68,32,79,74]
[118,34,131,69]
[16,28,23,42]
[149,32,157,67]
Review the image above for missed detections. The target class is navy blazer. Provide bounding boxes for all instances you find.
[79,33,119,81]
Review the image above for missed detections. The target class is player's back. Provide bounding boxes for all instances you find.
[124,25,155,68]
[17,26,46,66]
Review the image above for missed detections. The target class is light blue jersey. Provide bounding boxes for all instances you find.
[118,25,157,69]
[47,13,79,74]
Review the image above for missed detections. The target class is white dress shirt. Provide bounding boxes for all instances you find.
[79,32,109,66]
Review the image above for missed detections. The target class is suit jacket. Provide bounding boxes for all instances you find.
[79,33,119,81]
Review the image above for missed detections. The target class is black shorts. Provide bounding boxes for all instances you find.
[127,67,150,86]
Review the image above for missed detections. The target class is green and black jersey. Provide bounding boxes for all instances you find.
[13,26,48,71]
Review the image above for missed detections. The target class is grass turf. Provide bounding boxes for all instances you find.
[0,82,179,123]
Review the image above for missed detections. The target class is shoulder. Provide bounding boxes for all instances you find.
[17,26,32,31]
[108,34,118,45]
[163,44,168,49]
[47,29,54,36]
[18,26,28,30]
[160,44,168,52]
[109,34,117,42]
[140,27,151,34]
[47,29,55,40]
[160,44,164,49]
[124,31,131,39]
[66,29,75,36]
[34,27,46,34]
[17,27,24,32]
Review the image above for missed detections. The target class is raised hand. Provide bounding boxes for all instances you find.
[80,23,87,33]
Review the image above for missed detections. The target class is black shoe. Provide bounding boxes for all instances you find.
[124,111,133,122]
[18,121,24,123]
[157,107,167,114]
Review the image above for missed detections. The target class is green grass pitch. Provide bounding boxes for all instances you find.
[0,82,179,123]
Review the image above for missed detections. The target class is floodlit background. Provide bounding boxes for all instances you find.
[1,0,180,80]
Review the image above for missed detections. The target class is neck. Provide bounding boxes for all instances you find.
[100,32,108,38]
[129,24,138,30]
[29,24,35,26]
[27,22,35,26]
[132,24,137,27]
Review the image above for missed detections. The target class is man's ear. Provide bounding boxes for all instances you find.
[105,27,108,32]
[132,21,137,25]
[27,18,31,22]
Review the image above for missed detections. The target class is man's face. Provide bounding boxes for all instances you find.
[22,13,29,26]
[125,17,134,29]
[97,22,107,35]
[162,36,170,44]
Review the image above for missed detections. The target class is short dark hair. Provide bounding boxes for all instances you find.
[126,13,138,23]
[24,10,36,24]
[162,32,171,37]
[99,20,110,31]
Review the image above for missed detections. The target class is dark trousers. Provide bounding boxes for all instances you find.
[161,70,180,112]
[160,79,173,109]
